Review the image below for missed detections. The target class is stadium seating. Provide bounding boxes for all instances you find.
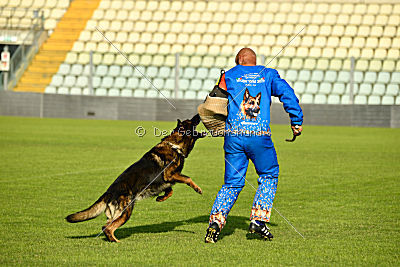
[7,0,400,104]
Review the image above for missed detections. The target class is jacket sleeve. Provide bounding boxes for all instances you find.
[270,69,303,125]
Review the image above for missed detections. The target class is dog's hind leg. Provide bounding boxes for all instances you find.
[156,187,173,202]
[103,198,134,242]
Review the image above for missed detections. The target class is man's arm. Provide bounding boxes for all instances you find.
[271,69,303,127]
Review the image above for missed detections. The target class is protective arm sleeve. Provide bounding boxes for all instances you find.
[271,69,303,126]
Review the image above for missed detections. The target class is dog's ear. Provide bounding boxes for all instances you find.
[177,119,181,126]
[191,114,201,125]
[255,92,261,103]
[243,88,249,101]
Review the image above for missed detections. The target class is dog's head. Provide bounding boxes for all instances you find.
[163,114,206,157]
[242,88,261,119]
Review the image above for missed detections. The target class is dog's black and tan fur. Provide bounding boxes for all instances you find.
[66,115,205,242]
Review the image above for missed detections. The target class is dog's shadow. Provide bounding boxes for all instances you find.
[67,215,278,241]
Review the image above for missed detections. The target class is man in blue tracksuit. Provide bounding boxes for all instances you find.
[205,48,303,243]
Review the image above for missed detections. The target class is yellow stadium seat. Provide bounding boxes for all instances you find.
[251,35,264,47]
[369,26,383,37]
[348,48,360,58]
[249,13,262,24]
[341,4,354,14]
[201,11,213,23]
[134,21,146,32]
[140,55,152,66]
[361,48,373,58]
[379,38,391,49]
[344,25,357,37]
[238,12,250,23]
[268,2,279,13]
[276,35,288,46]
[322,48,334,58]
[135,0,146,11]
[374,49,387,59]
[226,34,239,46]
[304,2,316,13]
[72,41,84,52]
[365,37,378,48]
[388,49,399,59]
[147,0,158,11]
[330,59,343,71]
[367,4,380,15]
[31,0,44,8]
[117,10,128,21]
[334,48,347,58]
[298,13,311,24]
[349,14,362,25]
[369,60,382,72]
[383,26,396,37]
[322,14,336,25]
[104,10,116,21]
[317,3,329,14]
[287,13,300,24]
[221,45,234,56]
[320,25,331,36]
[357,26,370,37]
[164,11,176,22]
[146,44,159,54]
[202,33,214,45]
[353,37,365,49]
[354,3,367,14]
[121,43,133,53]
[158,22,170,33]
[339,37,352,48]
[194,23,207,34]
[207,23,219,34]
[336,14,349,25]
[238,34,251,46]
[98,20,110,31]
[140,11,153,22]
[128,32,140,43]
[279,2,292,13]
[388,15,400,26]
[214,34,226,45]
[375,15,388,26]
[290,58,303,70]
[307,25,319,36]
[331,25,344,36]
[119,0,132,9]
[225,13,237,24]
[309,48,321,58]
[355,59,368,71]
[362,15,375,26]
[269,24,282,35]
[84,42,97,52]
[304,58,316,70]
[316,59,329,70]
[170,22,183,33]
[20,0,33,8]
[158,44,171,55]
[382,60,395,72]
[128,10,140,21]
[77,53,90,65]
[110,21,121,32]
[65,52,78,64]
[301,36,314,48]
[44,18,57,30]
[97,43,110,53]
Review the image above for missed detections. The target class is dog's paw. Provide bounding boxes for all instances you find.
[195,187,203,194]
[156,196,165,202]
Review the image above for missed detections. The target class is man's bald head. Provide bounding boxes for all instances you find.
[235,48,257,66]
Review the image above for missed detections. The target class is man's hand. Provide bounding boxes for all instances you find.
[291,125,303,136]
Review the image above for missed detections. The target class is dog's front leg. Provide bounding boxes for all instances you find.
[168,173,203,194]
[156,187,173,202]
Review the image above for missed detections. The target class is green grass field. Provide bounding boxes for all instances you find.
[0,116,399,265]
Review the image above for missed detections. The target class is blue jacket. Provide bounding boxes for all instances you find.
[220,65,303,135]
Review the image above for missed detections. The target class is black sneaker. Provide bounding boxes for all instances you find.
[249,221,274,241]
[205,222,220,243]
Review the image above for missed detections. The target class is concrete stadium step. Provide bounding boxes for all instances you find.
[13,0,101,93]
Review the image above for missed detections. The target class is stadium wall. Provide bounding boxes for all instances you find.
[0,91,399,128]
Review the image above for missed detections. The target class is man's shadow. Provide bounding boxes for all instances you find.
[67,214,278,241]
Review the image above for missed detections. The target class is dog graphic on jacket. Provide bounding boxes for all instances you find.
[240,88,261,120]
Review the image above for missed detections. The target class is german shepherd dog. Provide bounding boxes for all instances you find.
[66,115,205,242]
[240,88,261,120]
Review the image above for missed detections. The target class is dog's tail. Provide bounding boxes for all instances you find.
[65,193,109,223]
